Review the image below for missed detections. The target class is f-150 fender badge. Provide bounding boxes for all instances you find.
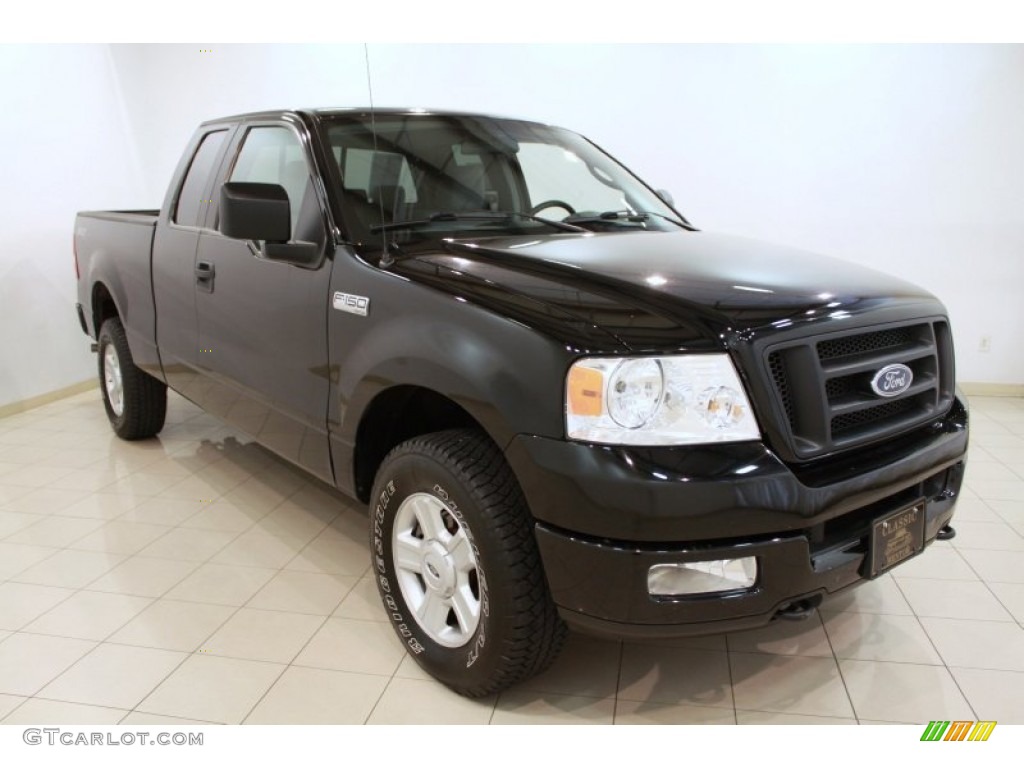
[333,291,369,316]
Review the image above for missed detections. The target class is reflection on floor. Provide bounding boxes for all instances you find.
[0,390,1022,725]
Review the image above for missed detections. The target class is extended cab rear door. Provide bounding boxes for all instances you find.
[152,123,236,400]
[192,118,335,484]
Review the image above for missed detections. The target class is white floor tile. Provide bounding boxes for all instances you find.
[202,608,323,664]
[86,556,198,598]
[2,698,129,724]
[245,570,355,615]
[0,582,76,631]
[0,694,26,720]
[839,658,974,722]
[890,544,977,580]
[137,654,284,724]
[897,578,1015,621]
[956,548,1024,583]
[821,611,943,664]
[987,582,1024,623]
[331,577,386,621]
[0,633,97,696]
[108,599,234,652]
[491,690,615,725]
[5,516,105,548]
[366,676,495,724]
[0,510,41,538]
[24,591,152,641]
[514,634,621,699]
[735,710,856,725]
[38,643,187,709]
[949,667,1024,722]
[950,520,1024,551]
[616,699,736,724]
[12,549,126,589]
[294,617,405,676]
[209,530,303,570]
[120,711,220,725]
[920,617,1024,671]
[70,521,172,555]
[0,542,59,580]
[136,527,238,563]
[730,653,853,719]
[245,665,387,725]
[618,645,732,709]
[164,563,276,606]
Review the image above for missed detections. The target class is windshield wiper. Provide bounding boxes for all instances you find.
[370,210,585,234]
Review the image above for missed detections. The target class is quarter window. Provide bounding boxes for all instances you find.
[173,130,227,226]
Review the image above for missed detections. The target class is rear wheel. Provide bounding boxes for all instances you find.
[97,318,167,440]
[369,429,567,697]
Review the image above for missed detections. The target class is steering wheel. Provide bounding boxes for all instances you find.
[529,199,576,217]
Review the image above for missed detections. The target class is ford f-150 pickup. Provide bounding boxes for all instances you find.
[74,108,968,696]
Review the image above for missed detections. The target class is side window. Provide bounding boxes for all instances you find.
[173,130,227,226]
[230,126,309,233]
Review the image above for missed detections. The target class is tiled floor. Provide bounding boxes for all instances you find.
[0,389,1022,725]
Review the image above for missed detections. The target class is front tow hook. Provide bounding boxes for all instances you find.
[773,596,822,622]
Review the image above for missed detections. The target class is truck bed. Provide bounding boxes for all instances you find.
[74,209,162,378]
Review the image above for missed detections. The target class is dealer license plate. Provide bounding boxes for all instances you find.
[867,502,925,578]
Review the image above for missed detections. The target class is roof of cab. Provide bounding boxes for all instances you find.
[200,107,544,126]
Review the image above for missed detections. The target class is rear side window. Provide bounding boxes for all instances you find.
[173,130,227,226]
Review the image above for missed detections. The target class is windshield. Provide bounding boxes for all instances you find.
[322,113,686,244]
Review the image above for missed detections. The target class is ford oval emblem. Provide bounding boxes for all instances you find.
[870,363,914,398]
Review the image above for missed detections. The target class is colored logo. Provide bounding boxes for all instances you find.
[920,721,997,742]
[871,363,914,398]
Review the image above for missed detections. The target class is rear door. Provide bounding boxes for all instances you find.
[193,119,335,483]
[152,124,234,399]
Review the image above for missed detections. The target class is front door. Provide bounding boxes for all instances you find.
[194,123,334,483]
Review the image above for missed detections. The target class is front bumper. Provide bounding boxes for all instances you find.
[505,396,968,638]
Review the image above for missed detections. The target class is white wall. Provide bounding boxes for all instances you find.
[0,45,146,409]
[3,44,1021,409]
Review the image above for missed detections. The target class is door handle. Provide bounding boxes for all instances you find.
[196,260,215,293]
[195,261,215,280]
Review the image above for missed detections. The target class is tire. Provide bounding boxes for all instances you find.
[369,429,567,697]
[97,318,167,440]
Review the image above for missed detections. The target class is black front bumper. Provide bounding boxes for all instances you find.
[505,396,968,639]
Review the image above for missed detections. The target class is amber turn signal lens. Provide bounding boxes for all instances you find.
[567,365,604,416]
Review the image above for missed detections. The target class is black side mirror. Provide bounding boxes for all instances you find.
[220,182,291,243]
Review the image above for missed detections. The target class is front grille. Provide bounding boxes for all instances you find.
[817,327,915,361]
[762,319,955,459]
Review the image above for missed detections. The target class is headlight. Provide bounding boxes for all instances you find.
[566,354,761,445]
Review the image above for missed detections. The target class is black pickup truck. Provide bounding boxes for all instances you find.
[75,108,968,696]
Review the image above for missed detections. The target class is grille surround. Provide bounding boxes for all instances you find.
[762,319,955,460]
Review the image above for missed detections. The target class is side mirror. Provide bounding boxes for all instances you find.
[220,182,291,243]
[656,189,675,207]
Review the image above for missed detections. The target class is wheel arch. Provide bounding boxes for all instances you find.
[91,281,121,339]
[351,383,496,503]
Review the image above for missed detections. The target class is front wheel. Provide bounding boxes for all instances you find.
[97,318,167,440]
[369,429,567,697]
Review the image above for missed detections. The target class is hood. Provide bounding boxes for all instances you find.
[392,230,945,353]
